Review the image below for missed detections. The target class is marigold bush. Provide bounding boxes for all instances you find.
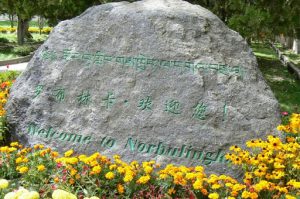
[0,26,52,34]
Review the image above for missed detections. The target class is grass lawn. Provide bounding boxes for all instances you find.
[274,42,300,68]
[251,42,300,113]
[0,33,48,61]
[0,20,46,27]
[0,33,48,43]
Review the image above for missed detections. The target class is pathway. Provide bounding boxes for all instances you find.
[0,62,28,72]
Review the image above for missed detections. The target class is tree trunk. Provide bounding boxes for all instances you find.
[286,37,293,49]
[293,39,300,54]
[292,28,300,54]
[17,16,25,45]
[9,14,14,28]
[24,19,32,40]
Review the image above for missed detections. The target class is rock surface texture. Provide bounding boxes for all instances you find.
[6,0,280,176]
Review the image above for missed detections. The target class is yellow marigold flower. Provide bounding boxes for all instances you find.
[212,183,222,189]
[51,151,59,158]
[88,160,98,167]
[272,170,285,179]
[144,166,153,174]
[0,179,9,189]
[285,195,297,199]
[105,172,115,180]
[254,169,265,177]
[277,125,286,131]
[117,184,124,194]
[253,180,270,192]
[136,175,150,184]
[15,157,23,164]
[208,192,219,199]
[19,166,29,174]
[195,166,204,172]
[232,184,246,192]
[168,188,176,195]
[69,178,75,185]
[8,147,17,153]
[68,157,79,165]
[228,197,236,199]
[186,172,195,180]
[230,145,241,152]
[10,142,19,147]
[64,149,74,157]
[54,177,60,183]
[130,160,139,168]
[70,169,77,176]
[241,191,251,198]
[159,173,168,180]
[22,157,29,163]
[173,172,187,186]
[37,165,46,172]
[275,186,288,193]
[207,174,218,184]
[109,164,117,170]
[92,165,101,174]
[287,180,300,189]
[34,144,44,150]
[274,162,285,169]
[123,173,133,183]
[201,188,208,195]
[249,192,258,199]
[52,189,77,199]
[117,167,126,174]
[193,179,203,190]
[231,191,238,197]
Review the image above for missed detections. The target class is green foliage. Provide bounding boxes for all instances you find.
[252,43,300,113]
[228,5,271,41]
[0,116,9,146]
[0,37,9,43]
[0,71,21,82]
[13,45,35,56]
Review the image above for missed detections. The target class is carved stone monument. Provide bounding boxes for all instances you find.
[6,0,280,175]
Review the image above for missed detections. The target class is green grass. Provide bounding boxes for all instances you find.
[0,33,48,61]
[0,33,48,43]
[0,53,20,61]
[251,42,278,60]
[0,20,46,27]
[273,42,300,67]
[252,43,300,113]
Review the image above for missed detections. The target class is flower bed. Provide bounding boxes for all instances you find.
[0,27,52,34]
[0,114,298,199]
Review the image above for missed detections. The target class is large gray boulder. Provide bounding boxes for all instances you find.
[6,0,280,176]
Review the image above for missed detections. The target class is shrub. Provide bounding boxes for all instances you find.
[0,37,9,43]
[13,46,35,56]
[0,117,8,146]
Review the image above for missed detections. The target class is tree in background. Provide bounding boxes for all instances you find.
[188,0,299,53]
[0,0,16,28]
[0,0,108,45]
